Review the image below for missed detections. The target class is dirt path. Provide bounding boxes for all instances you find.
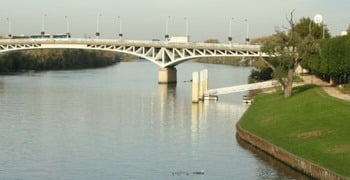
[301,75,350,101]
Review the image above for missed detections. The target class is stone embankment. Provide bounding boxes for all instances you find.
[237,75,350,179]
[236,125,347,180]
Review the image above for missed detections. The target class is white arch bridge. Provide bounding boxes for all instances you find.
[0,38,267,83]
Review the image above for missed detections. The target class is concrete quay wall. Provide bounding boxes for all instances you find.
[236,124,347,180]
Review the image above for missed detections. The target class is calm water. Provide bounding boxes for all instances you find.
[0,61,304,179]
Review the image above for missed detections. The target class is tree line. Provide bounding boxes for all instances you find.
[249,11,349,97]
[194,39,251,66]
[302,35,350,84]
[0,49,125,73]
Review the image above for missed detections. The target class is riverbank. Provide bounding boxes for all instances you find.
[237,85,350,179]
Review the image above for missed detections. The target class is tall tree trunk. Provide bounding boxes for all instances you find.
[329,76,338,86]
[284,68,294,97]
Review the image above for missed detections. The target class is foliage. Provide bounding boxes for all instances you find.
[302,35,350,84]
[294,17,330,39]
[260,12,320,97]
[196,39,249,65]
[240,85,350,177]
[250,35,277,45]
[194,56,244,66]
[119,53,139,62]
[248,67,273,83]
[0,49,120,72]
[204,39,220,44]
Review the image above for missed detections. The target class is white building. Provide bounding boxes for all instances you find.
[169,36,190,43]
[341,31,348,36]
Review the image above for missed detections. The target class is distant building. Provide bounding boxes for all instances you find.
[295,64,308,74]
[169,36,190,43]
[341,31,348,36]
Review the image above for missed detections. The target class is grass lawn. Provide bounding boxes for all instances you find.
[239,85,350,177]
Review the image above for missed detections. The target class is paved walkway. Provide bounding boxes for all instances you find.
[301,75,350,101]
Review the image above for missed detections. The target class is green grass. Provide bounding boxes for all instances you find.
[239,85,350,177]
[293,75,304,83]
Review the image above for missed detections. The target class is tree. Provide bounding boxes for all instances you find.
[204,39,220,43]
[294,17,330,39]
[248,67,273,83]
[304,35,350,85]
[260,11,317,97]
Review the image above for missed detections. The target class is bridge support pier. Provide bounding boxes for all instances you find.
[158,67,177,84]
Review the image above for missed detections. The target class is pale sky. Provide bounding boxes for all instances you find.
[0,0,349,43]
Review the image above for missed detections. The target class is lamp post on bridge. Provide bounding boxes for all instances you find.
[228,17,233,44]
[118,16,123,40]
[245,19,250,44]
[165,16,170,41]
[65,16,71,38]
[6,18,12,38]
[96,13,102,39]
[184,17,189,37]
[41,14,47,37]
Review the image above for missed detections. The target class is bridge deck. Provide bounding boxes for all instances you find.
[0,38,261,51]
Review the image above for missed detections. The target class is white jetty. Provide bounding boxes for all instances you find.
[204,80,279,97]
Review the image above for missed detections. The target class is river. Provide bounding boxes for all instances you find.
[0,61,307,179]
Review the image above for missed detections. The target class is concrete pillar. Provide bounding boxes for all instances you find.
[199,69,208,100]
[158,67,177,84]
[192,72,199,103]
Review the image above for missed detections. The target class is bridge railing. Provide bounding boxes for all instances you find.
[0,38,261,50]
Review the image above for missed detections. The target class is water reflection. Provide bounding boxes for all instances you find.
[191,103,201,133]
[190,102,207,149]
[157,84,176,122]
[158,84,176,103]
[191,102,208,133]
[0,80,3,93]
[0,62,302,179]
[236,135,312,180]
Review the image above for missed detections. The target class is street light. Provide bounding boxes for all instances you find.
[118,16,123,40]
[184,17,189,37]
[228,18,233,43]
[245,19,250,44]
[41,14,47,36]
[96,13,102,38]
[65,16,70,38]
[165,16,170,40]
[6,18,12,38]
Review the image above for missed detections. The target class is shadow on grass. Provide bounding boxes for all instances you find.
[274,84,318,97]
[292,84,318,95]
